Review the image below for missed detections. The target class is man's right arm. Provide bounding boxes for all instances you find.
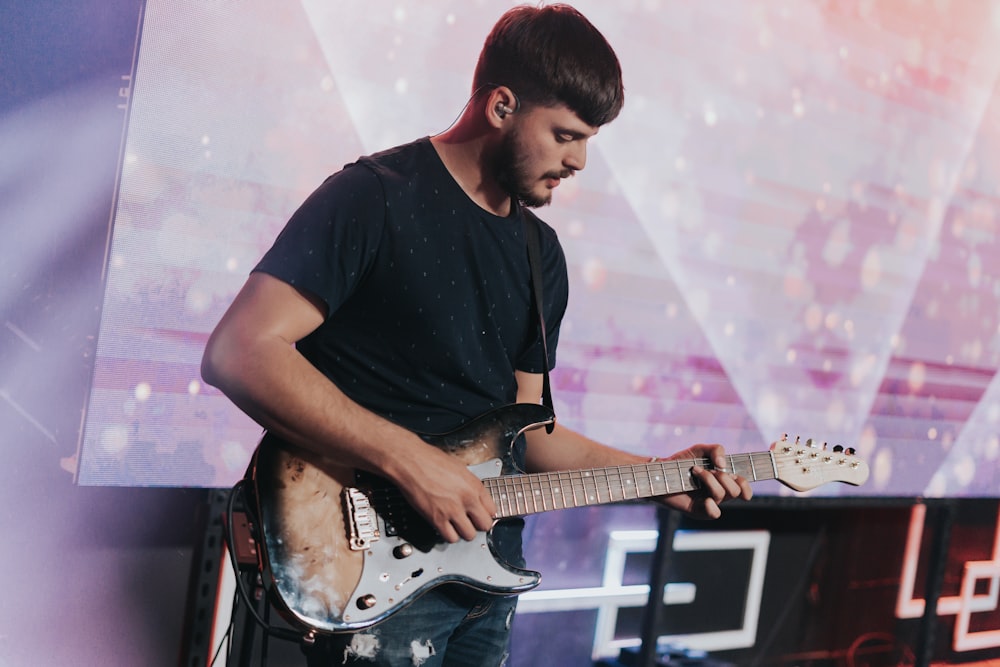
[200,271,496,542]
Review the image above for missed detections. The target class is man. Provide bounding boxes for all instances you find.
[201,4,752,666]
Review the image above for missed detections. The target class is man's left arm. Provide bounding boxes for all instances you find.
[514,370,753,520]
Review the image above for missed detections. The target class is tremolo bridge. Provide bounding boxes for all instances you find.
[343,487,379,550]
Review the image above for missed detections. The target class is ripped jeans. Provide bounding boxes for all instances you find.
[302,585,518,667]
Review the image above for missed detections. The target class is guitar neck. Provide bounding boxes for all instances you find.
[484,452,777,518]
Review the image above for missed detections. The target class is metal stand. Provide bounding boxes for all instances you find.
[180,486,304,667]
[223,487,306,667]
[635,505,683,667]
[916,499,956,667]
[180,489,232,667]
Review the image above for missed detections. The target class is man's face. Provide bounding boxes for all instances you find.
[493,103,598,208]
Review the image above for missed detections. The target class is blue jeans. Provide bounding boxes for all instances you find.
[302,585,518,667]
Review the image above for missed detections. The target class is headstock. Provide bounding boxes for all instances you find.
[770,434,870,492]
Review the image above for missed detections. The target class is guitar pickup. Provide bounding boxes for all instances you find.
[343,487,380,551]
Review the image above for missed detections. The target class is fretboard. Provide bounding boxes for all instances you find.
[484,452,777,518]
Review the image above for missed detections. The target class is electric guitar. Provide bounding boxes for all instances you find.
[246,403,868,637]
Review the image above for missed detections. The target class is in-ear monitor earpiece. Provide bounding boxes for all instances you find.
[496,102,515,118]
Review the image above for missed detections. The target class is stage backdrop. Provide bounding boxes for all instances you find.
[78,0,1000,498]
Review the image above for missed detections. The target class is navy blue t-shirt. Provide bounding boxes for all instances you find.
[255,136,569,437]
[255,139,569,564]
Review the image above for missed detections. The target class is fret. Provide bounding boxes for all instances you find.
[653,461,671,495]
[506,477,519,515]
[563,470,577,509]
[609,468,621,502]
[512,476,522,515]
[675,459,691,493]
[494,478,502,515]
[540,474,554,509]
[560,472,573,509]
[565,471,578,508]
[537,472,552,510]
[593,470,604,504]
[527,474,539,514]
[492,478,508,517]
[636,463,653,497]
[582,469,598,505]
[653,463,665,494]
[517,477,530,514]
[572,471,587,507]
[542,477,554,511]
[619,469,630,499]
[631,466,644,499]
[653,460,668,495]
[617,468,630,499]
[552,471,565,510]
[646,465,656,495]
[536,473,549,512]
[600,468,615,503]
[561,472,576,509]
[603,468,615,502]
[611,468,624,501]
[504,476,517,515]
[538,475,555,512]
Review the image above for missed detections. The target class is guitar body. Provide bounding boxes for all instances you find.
[246,402,870,636]
[248,403,556,634]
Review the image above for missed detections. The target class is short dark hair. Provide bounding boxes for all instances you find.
[473,4,624,127]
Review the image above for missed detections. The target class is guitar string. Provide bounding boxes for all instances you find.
[365,451,792,519]
[364,448,857,525]
[481,452,780,516]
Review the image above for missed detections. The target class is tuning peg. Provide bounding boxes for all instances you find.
[822,441,828,450]
[833,445,844,453]
[846,447,856,456]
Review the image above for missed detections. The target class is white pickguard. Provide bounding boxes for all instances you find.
[338,458,541,630]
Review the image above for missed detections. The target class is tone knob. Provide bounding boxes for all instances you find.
[393,543,414,559]
[356,594,377,610]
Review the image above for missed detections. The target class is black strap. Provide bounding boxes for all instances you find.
[523,210,555,433]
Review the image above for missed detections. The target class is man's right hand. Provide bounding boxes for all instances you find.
[387,442,499,543]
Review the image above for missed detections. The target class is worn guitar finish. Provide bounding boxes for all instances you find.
[248,403,869,636]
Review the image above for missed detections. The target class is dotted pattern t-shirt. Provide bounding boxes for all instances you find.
[255,137,569,438]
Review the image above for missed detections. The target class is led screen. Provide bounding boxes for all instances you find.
[78,0,1000,497]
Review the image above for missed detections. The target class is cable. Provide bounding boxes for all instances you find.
[224,480,305,645]
[846,632,915,667]
[433,83,497,136]
[207,598,235,667]
[747,522,828,667]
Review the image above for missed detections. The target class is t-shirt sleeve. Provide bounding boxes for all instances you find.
[254,164,386,317]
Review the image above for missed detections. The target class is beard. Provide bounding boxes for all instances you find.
[493,126,554,209]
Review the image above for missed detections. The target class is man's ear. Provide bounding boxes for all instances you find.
[486,86,519,126]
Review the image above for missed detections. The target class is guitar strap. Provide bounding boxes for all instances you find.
[522,209,556,434]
